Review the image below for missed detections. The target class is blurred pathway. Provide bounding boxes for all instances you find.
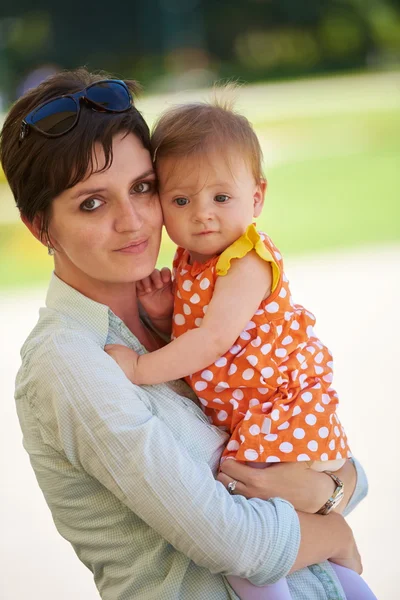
[1,243,399,599]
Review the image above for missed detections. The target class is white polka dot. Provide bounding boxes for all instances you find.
[323,373,333,383]
[199,397,208,406]
[281,336,293,346]
[336,451,343,460]
[244,449,259,461]
[290,320,300,331]
[255,309,264,315]
[306,325,315,337]
[228,364,237,375]
[266,302,279,313]
[296,353,305,364]
[244,410,252,421]
[264,433,278,442]
[315,365,324,375]
[242,368,255,380]
[203,305,208,314]
[299,374,308,388]
[229,398,239,410]
[183,303,191,315]
[275,348,287,358]
[266,456,280,463]
[277,421,289,430]
[276,325,283,337]
[245,321,256,331]
[229,344,241,355]
[262,402,272,412]
[318,427,329,439]
[227,440,240,451]
[292,406,302,416]
[213,398,223,404]
[240,435,245,443]
[307,440,318,452]
[306,345,316,355]
[261,367,274,379]
[260,323,271,333]
[315,351,324,364]
[232,389,244,400]
[284,311,292,321]
[215,357,227,367]
[201,370,213,381]
[258,388,269,395]
[200,277,210,290]
[271,409,280,421]
[315,403,325,412]
[291,369,298,382]
[251,336,262,347]
[279,288,287,298]
[261,344,272,355]
[214,382,229,392]
[249,424,261,436]
[195,318,203,327]
[301,392,313,403]
[182,279,193,291]
[293,428,305,439]
[240,331,251,341]
[329,439,335,450]
[217,410,228,421]
[321,394,331,405]
[320,453,328,461]
[195,381,207,391]
[334,426,340,437]
[340,438,346,449]
[305,413,317,426]
[297,453,311,461]
[274,251,282,260]
[176,290,182,299]
[281,404,289,411]
[190,293,200,304]
[247,355,258,366]
[237,349,246,357]
[249,398,260,407]
[174,313,185,325]
[279,442,293,453]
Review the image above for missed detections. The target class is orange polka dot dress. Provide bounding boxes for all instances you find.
[172,224,351,465]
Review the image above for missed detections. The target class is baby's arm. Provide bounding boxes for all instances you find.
[106,251,272,385]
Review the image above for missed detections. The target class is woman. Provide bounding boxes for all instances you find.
[1,68,367,600]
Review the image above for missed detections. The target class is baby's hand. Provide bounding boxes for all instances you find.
[105,344,139,383]
[137,268,174,323]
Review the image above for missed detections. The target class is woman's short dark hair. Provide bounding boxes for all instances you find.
[0,68,150,241]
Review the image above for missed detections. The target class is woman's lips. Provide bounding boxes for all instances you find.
[115,239,149,254]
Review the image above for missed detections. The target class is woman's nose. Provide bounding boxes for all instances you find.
[114,198,143,232]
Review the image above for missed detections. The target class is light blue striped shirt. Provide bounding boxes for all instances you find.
[15,274,368,599]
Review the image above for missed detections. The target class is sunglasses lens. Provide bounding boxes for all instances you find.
[87,81,131,111]
[30,97,77,135]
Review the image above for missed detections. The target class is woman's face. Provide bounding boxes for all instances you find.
[48,133,162,293]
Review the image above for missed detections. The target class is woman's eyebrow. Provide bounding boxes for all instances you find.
[71,169,156,200]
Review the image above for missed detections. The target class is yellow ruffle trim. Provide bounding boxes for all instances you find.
[216,224,280,293]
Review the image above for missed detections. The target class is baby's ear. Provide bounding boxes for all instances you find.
[253,179,267,217]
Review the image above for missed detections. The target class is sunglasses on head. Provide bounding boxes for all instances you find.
[19,79,133,141]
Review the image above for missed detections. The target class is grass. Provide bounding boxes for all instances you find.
[1,94,399,289]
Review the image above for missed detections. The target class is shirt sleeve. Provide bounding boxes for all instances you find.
[343,458,369,517]
[26,330,300,586]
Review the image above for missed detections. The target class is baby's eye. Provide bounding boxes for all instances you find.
[80,198,103,211]
[132,181,152,194]
[174,197,189,206]
[215,194,229,203]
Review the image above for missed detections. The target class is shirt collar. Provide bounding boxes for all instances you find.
[45,273,111,346]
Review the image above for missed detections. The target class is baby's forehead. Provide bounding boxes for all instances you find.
[157,150,252,191]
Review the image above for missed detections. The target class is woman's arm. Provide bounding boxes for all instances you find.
[106,251,272,385]
[32,330,361,585]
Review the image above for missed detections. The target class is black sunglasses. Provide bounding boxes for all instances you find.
[20,79,133,141]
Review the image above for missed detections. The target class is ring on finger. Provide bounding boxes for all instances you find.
[227,479,238,495]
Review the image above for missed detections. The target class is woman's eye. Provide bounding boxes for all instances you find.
[215,194,229,203]
[80,198,103,211]
[133,181,152,194]
[174,197,189,206]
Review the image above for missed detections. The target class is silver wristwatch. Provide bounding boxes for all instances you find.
[316,471,345,515]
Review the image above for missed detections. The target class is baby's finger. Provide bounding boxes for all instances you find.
[160,267,172,284]
[150,269,164,289]
[140,276,153,293]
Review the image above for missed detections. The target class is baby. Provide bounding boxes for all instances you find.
[106,96,376,600]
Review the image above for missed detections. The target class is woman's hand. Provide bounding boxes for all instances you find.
[217,459,357,514]
[105,344,139,383]
[137,268,174,327]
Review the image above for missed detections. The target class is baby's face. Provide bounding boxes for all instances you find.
[157,150,265,263]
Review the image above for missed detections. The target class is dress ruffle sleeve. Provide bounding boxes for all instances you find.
[216,223,280,293]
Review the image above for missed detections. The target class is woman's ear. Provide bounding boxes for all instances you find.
[253,178,267,218]
[21,214,46,246]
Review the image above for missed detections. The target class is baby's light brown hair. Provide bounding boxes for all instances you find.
[151,87,264,184]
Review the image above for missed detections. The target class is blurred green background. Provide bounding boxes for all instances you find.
[0,0,399,289]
